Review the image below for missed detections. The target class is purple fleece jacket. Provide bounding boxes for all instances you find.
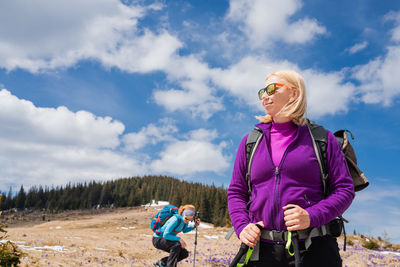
[227,122,355,238]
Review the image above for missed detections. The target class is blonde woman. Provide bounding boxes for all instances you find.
[152,204,200,267]
[227,70,355,266]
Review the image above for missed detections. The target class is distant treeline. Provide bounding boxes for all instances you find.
[0,176,231,227]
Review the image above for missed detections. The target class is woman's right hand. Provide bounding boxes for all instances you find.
[239,221,264,247]
[179,239,186,249]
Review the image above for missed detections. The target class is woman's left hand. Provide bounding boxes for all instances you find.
[194,218,201,227]
[283,204,310,231]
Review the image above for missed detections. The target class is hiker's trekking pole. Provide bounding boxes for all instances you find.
[229,224,263,267]
[193,211,200,267]
[285,207,303,267]
[229,243,249,267]
[291,231,303,267]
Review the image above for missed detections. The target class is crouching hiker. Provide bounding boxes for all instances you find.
[152,204,200,267]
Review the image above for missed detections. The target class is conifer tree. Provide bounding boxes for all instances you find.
[199,190,211,222]
[16,185,26,210]
[5,187,13,210]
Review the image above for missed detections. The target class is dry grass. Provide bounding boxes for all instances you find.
[1,207,399,266]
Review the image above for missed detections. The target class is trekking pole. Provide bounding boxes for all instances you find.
[193,211,200,267]
[285,207,303,267]
[229,224,263,267]
[286,231,303,267]
[291,231,303,267]
[229,243,249,267]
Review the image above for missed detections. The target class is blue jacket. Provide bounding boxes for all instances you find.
[153,214,195,241]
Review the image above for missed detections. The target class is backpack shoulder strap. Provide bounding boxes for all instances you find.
[174,214,184,231]
[245,128,263,196]
[225,128,263,241]
[307,120,329,197]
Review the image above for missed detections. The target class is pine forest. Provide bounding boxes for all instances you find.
[0,176,231,227]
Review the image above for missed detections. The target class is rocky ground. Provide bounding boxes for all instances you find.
[1,206,400,266]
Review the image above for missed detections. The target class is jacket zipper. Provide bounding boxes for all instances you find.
[273,166,280,230]
[267,129,298,230]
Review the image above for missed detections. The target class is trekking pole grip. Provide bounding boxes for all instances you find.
[229,224,263,267]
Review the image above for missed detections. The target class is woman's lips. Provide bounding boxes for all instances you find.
[263,102,272,106]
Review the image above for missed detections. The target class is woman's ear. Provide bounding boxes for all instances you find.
[290,88,299,102]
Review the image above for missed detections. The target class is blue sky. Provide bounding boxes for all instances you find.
[1,0,400,242]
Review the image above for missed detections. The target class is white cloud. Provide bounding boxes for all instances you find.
[2,0,397,122]
[384,10,400,42]
[345,41,369,55]
[0,0,180,73]
[302,69,356,117]
[0,140,147,189]
[0,89,124,148]
[122,118,178,151]
[150,129,230,175]
[0,89,146,190]
[351,13,400,106]
[153,55,224,119]
[0,89,232,190]
[0,0,347,121]
[226,0,326,48]
[0,0,222,119]
[189,128,218,141]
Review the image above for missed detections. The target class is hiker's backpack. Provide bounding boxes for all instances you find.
[306,121,369,196]
[245,121,369,197]
[150,204,179,234]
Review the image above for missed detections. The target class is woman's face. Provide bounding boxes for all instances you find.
[184,215,194,223]
[261,76,295,122]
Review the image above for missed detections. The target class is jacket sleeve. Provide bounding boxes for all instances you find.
[306,130,355,228]
[227,135,251,238]
[162,215,180,241]
[182,223,194,233]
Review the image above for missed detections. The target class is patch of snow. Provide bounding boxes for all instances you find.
[118,226,136,230]
[187,221,213,229]
[141,234,153,237]
[56,226,62,229]
[379,251,400,256]
[42,245,65,252]
[19,245,42,252]
[95,248,109,251]
[17,244,75,253]
[142,200,170,207]
[198,223,213,229]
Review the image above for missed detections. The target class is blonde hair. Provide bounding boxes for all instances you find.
[256,70,307,125]
[178,204,195,215]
